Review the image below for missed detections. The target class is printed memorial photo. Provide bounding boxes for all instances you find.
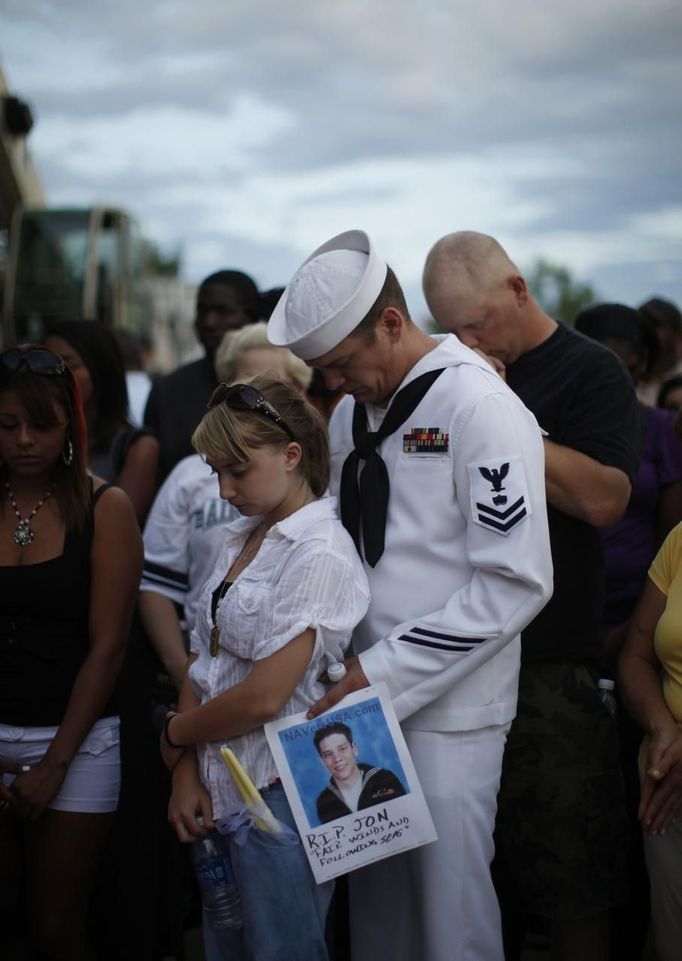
[265,685,437,883]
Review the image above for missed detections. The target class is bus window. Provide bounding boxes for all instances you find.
[12,209,91,341]
[4,206,150,347]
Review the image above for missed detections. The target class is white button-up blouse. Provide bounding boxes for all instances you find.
[189,496,370,818]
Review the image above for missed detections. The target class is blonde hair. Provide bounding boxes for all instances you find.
[214,321,312,390]
[192,376,329,497]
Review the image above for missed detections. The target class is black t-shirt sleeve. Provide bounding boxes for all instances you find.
[554,347,641,483]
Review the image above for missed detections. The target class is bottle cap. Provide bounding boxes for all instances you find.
[327,662,347,682]
[598,678,615,691]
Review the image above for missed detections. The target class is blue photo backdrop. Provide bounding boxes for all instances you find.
[277,696,409,828]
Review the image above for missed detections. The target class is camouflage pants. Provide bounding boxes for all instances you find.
[495,661,629,920]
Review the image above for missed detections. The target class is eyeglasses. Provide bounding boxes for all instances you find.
[0,346,66,377]
[208,383,296,441]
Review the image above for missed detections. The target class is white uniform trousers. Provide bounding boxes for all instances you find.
[349,724,509,961]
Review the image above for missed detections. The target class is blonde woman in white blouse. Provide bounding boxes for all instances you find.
[162,377,369,961]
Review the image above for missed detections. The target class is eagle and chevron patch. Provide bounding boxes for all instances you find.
[468,456,530,536]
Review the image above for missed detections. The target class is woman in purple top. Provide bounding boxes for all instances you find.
[576,302,682,961]
[576,303,682,651]
[600,405,682,628]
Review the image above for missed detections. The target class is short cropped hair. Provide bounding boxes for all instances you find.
[199,270,261,323]
[423,231,520,303]
[355,265,411,338]
[313,722,354,754]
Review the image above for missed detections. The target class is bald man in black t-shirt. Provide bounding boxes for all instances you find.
[424,231,641,961]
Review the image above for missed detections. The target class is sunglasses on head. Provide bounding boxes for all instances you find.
[0,346,66,377]
[208,382,296,441]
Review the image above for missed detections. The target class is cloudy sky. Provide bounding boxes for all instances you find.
[2,0,681,319]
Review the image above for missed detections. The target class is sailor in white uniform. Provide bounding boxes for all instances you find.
[268,230,553,961]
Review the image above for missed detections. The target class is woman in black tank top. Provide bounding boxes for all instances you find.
[0,345,142,961]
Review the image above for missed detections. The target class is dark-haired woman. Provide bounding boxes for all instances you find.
[44,320,159,525]
[575,303,682,960]
[658,374,682,414]
[0,345,142,960]
[162,377,369,961]
[575,303,682,654]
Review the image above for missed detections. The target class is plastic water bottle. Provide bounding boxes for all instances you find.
[327,661,347,683]
[192,831,243,930]
[598,678,617,718]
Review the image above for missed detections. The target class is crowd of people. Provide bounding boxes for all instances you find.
[1,229,681,961]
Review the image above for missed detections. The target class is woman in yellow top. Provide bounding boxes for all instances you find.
[619,523,682,961]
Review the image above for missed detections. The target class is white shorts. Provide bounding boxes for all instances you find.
[0,716,121,813]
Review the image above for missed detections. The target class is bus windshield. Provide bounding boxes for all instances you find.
[12,209,92,341]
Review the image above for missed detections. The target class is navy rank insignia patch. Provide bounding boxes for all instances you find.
[403,427,449,453]
[467,455,530,536]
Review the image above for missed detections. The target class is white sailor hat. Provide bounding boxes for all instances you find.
[267,229,388,361]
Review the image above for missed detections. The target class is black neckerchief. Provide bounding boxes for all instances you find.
[339,368,445,566]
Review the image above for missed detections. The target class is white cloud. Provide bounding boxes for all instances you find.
[33,95,294,179]
[515,205,682,276]
[629,206,682,242]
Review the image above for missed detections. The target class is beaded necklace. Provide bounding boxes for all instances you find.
[4,481,53,546]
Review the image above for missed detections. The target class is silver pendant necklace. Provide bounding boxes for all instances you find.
[4,481,53,546]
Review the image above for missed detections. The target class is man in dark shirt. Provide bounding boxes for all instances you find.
[313,722,406,825]
[144,270,260,479]
[423,231,641,961]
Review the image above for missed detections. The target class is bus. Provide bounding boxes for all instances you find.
[2,206,151,346]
